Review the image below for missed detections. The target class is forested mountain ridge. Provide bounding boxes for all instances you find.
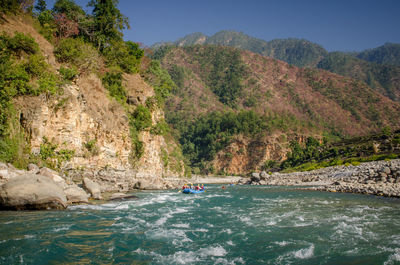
[154,45,400,174]
[158,30,328,68]
[157,31,400,103]
[357,43,400,66]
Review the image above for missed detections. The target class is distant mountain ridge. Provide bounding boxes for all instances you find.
[156,31,328,68]
[154,30,400,102]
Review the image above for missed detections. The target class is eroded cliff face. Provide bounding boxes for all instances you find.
[211,134,288,174]
[15,72,184,188]
[1,16,185,190]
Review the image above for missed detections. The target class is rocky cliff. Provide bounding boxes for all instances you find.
[0,16,185,191]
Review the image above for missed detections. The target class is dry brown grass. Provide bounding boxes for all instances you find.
[0,15,59,68]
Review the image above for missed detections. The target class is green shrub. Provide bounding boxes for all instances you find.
[102,71,127,103]
[131,105,152,131]
[84,139,99,155]
[54,38,82,62]
[38,137,75,169]
[36,72,60,95]
[102,41,143,73]
[150,119,170,135]
[143,60,176,106]
[4,63,31,95]
[7,32,39,55]
[59,65,78,81]
[24,53,48,76]
[39,137,57,160]
[128,105,153,163]
[54,38,100,71]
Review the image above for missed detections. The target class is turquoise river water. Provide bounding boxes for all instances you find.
[1,185,400,264]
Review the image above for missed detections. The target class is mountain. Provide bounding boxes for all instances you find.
[356,43,400,66]
[155,45,400,174]
[171,31,328,68]
[160,31,400,103]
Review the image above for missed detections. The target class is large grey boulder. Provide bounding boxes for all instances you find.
[133,180,162,190]
[110,192,139,201]
[83,177,102,199]
[0,174,67,210]
[39,167,67,189]
[64,185,89,204]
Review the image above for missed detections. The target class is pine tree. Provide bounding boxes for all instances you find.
[88,0,129,50]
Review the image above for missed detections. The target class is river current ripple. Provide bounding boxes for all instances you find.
[1,185,400,264]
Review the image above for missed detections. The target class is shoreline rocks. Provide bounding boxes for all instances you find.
[0,162,187,210]
[243,159,400,198]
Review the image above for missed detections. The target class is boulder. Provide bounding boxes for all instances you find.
[133,180,162,190]
[83,177,102,199]
[260,171,268,180]
[110,193,139,201]
[0,174,67,210]
[64,185,89,204]
[39,167,67,189]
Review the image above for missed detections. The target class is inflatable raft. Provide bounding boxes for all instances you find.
[182,188,205,194]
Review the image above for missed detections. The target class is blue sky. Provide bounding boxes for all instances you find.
[45,0,400,52]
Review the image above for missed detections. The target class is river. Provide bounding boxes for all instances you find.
[1,185,400,264]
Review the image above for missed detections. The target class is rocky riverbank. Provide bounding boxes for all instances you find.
[0,162,185,210]
[241,159,400,198]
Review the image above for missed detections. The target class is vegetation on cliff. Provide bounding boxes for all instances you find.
[0,31,61,167]
[0,0,185,174]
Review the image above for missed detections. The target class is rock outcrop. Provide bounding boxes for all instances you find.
[0,174,68,210]
[64,185,89,204]
[83,177,102,200]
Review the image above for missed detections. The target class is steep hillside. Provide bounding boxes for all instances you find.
[159,31,400,102]
[0,15,186,190]
[157,45,400,174]
[318,52,400,101]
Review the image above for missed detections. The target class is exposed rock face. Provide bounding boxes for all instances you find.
[0,15,187,198]
[40,167,67,189]
[212,134,287,175]
[83,177,102,200]
[0,174,68,210]
[64,185,89,204]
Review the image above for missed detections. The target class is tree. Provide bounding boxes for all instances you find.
[53,0,85,21]
[54,13,79,38]
[34,0,46,13]
[88,0,129,50]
